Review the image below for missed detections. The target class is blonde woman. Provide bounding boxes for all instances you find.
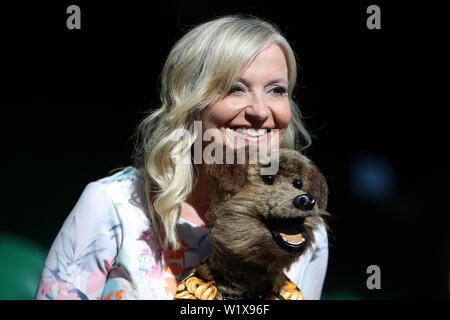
[35,15,329,300]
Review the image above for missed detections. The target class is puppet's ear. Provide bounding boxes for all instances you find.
[205,146,249,195]
[206,161,248,195]
[307,163,328,211]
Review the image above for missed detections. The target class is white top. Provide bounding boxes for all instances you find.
[35,166,329,300]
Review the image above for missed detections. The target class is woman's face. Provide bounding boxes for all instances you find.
[201,43,291,156]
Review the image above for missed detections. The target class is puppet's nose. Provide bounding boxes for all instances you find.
[293,194,315,211]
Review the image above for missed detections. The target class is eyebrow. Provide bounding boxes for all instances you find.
[237,77,289,87]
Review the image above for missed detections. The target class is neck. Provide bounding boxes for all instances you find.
[180,163,217,227]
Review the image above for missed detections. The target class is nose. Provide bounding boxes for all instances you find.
[293,194,315,211]
[245,93,270,123]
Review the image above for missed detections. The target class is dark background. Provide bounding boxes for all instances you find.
[2,1,449,299]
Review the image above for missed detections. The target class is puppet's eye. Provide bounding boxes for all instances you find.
[261,175,275,185]
[293,179,303,189]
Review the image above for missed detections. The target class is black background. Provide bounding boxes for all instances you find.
[2,1,449,299]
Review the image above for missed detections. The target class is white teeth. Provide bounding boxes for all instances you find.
[233,128,267,136]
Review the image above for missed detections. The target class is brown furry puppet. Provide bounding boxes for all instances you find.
[174,148,329,300]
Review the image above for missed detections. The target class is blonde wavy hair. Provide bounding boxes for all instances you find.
[132,15,312,250]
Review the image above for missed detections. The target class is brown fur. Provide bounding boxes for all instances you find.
[203,148,329,299]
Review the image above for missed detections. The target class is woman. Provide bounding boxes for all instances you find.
[35,15,328,300]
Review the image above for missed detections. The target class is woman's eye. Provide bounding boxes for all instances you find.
[271,86,287,96]
[229,85,245,94]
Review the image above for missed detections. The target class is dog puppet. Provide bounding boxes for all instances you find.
[174,148,329,300]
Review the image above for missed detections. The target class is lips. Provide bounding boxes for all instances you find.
[226,127,271,144]
[267,218,307,254]
[231,128,271,136]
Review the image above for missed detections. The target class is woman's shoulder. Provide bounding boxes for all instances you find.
[93,166,144,197]
[81,166,147,217]
[96,166,142,185]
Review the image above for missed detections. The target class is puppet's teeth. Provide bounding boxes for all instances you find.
[281,235,305,245]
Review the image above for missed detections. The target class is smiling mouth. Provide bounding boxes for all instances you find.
[227,127,272,143]
[230,127,271,137]
[267,218,307,254]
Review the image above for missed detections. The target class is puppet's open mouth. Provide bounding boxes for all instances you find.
[267,218,307,254]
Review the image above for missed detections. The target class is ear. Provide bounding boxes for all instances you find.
[206,161,248,196]
[205,146,250,195]
[307,163,328,211]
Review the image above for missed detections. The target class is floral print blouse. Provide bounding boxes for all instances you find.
[35,166,329,300]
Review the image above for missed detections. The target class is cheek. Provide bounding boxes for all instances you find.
[201,100,237,129]
[273,102,292,130]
